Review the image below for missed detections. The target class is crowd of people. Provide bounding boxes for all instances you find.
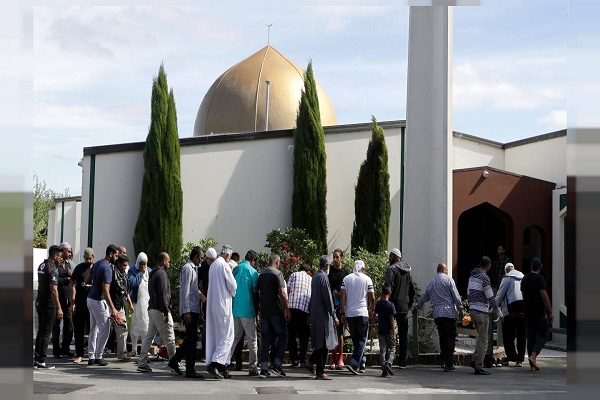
[34,242,553,380]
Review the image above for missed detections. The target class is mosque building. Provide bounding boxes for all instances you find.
[48,43,567,343]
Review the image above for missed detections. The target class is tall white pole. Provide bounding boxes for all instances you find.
[404,6,453,288]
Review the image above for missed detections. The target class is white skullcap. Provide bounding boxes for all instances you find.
[206,247,218,259]
[505,262,515,271]
[390,248,401,258]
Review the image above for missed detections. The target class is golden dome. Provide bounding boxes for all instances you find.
[193,45,337,136]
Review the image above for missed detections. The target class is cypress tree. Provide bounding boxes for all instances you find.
[291,61,328,253]
[133,63,183,266]
[351,116,391,254]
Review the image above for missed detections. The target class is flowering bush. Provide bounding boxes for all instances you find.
[259,228,321,278]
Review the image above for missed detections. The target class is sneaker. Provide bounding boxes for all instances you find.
[258,369,270,379]
[336,360,345,370]
[380,370,388,378]
[299,362,306,369]
[444,365,456,372]
[222,370,232,379]
[168,359,183,375]
[474,368,491,375]
[271,365,286,377]
[235,363,243,371]
[291,360,300,367]
[137,364,153,373]
[398,362,407,369]
[358,364,366,373]
[345,364,359,375]
[248,369,259,376]
[94,358,108,366]
[515,361,523,367]
[329,363,336,370]
[87,359,94,366]
[34,361,55,369]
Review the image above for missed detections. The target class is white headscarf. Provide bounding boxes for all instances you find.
[353,260,365,275]
[135,252,148,270]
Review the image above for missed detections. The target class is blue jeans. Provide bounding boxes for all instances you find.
[260,314,288,370]
[347,316,369,368]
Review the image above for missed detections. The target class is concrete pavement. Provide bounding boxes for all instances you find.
[33,349,566,395]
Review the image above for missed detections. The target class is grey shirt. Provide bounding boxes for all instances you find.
[179,260,200,316]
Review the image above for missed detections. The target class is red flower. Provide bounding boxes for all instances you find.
[290,256,297,263]
[283,261,289,267]
[282,243,289,250]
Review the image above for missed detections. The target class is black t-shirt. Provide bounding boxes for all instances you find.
[258,266,286,317]
[70,262,92,306]
[521,272,547,316]
[375,299,397,335]
[328,266,349,307]
[36,259,59,305]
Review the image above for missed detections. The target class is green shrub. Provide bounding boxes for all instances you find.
[167,237,217,323]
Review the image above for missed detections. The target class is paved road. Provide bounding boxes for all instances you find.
[33,349,566,395]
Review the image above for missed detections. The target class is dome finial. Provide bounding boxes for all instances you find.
[266,23,273,46]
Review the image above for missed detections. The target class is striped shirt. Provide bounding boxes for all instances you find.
[415,272,463,319]
[287,271,312,313]
[467,267,503,317]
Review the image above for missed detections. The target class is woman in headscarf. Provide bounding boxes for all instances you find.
[127,252,150,357]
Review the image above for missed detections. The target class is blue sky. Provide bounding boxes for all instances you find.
[31,1,568,195]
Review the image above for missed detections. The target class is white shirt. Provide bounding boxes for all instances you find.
[341,272,374,318]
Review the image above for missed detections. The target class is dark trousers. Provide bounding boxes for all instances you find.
[35,301,56,363]
[395,313,409,364]
[434,317,456,367]
[287,309,310,363]
[260,314,288,369]
[173,312,199,373]
[52,300,73,356]
[525,314,549,356]
[502,315,526,362]
[72,302,90,358]
[309,345,329,376]
[347,316,369,368]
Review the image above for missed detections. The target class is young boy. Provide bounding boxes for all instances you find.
[375,285,397,377]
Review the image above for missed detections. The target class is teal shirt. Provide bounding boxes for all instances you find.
[232,260,259,318]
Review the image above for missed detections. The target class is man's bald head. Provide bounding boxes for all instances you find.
[437,263,448,274]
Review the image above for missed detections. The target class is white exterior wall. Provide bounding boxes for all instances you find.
[452,135,504,170]
[505,135,567,186]
[80,127,402,259]
[47,198,82,262]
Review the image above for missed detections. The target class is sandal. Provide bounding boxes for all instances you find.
[316,373,332,380]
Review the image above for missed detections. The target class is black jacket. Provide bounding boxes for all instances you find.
[148,266,171,315]
[385,261,415,314]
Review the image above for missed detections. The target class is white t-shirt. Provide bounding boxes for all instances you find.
[341,272,374,317]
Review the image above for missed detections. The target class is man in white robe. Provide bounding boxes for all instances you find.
[205,245,237,379]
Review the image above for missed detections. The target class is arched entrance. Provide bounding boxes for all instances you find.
[456,202,512,296]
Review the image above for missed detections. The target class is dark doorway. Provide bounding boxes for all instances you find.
[456,202,511,296]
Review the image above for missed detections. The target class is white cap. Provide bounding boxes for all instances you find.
[390,248,401,258]
[206,247,218,259]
